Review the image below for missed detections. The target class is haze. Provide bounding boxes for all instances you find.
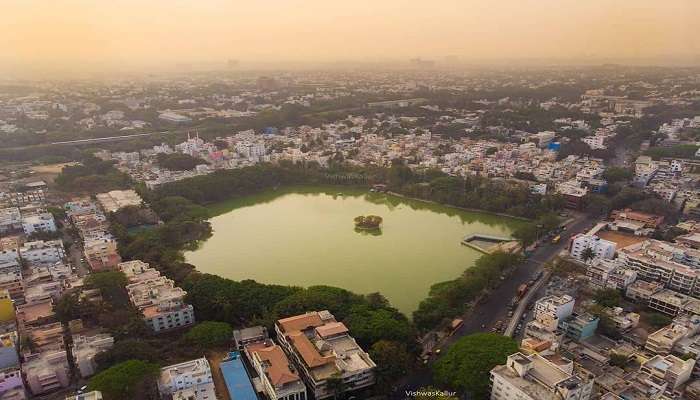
[1,0,699,76]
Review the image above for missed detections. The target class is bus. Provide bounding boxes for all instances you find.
[551,235,561,244]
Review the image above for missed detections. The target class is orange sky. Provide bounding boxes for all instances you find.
[1,0,698,74]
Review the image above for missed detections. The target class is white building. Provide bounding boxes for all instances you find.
[490,353,594,400]
[124,273,195,333]
[21,213,57,236]
[570,234,616,262]
[19,240,65,266]
[157,358,216,400]
[533,295,575,331]
[0,208,22,234]
[22,350,70,395]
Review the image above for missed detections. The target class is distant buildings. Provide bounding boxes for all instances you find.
[95,190,143,213]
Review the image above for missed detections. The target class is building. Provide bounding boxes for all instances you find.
[95,190,143,213]
[0,208,22,234]
[648,289,700,316]
[570,234,616,262]
[610,209,664,229]
[640,355,694,391]
[233,326,268,350]
[625,280,664,303]
[275,311,376,399]
[125,274,194,333]
[83,237,121,271]
[559,313,599,341]
[19,240,65,266]
[490,352,594,400]
[71,334,114,378]
[533,295,575,331]
[586,259,637,290]
[247,340,307,400]
[157,358,216,400]
[0,332,24,397]
[21,212,56,236]
[22,350,70,395]
[645,315,700,355]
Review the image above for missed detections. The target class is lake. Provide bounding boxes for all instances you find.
[185,186,525,315]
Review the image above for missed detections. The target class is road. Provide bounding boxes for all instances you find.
[503,269,551,337]
[391,213,593,399]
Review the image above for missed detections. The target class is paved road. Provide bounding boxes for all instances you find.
[503,269,551,337]
[391,214,594,399]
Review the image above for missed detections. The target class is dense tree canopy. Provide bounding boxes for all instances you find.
[88,360,159,400]
[433,333,518,399]
[156,153,206,171]
[185,321,233,349]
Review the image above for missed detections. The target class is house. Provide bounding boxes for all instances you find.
[157,358,216,400]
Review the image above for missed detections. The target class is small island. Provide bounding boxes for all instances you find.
[354,215,383,230]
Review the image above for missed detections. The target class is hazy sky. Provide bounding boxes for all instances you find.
[1,0,699,74]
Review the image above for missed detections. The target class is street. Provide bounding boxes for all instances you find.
[391,213,594,399]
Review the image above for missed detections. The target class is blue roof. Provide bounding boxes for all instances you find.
[220,352,258,400]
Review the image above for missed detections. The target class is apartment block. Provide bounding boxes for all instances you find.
[21,212,56,236]
[19,240,65,266]
[22,350,70,396]
[83,237,121,271]
[570,234,616,262]
[247,340,307,400]
[490,353,594,400]
[95,190,143,213]
[275,311,375,399]
[648,289,700,317]
[640,355,694,391]
[645,315,700,355]
[586,259,637,290]
[533,295,575,331]
[157,358,216,400]
[125,274,194,333]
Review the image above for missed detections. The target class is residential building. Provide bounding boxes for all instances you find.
[0,332,23,397]
[83,237,121,271]
[21,213,56,236]
[233,326,268,350]
[275,311,376,399]
[490,352,594,400]
[247,340,307,400]
[157,358,217,400]
[125,274,194,333]
[533,295,575,331]
[559,313,599,341]
[625,280,664,303]
[648,289,700,316]
[586,259,637,290]
[95,190,143,213]
[570,234,616,262]
[72,334,114,378]
[645,315,700,355]
[22,350,70,395]
[640,355,694,391]
[0,208,22,234]
[19,240,65,266]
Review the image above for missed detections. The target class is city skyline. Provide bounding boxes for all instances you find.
[1,0,699,77]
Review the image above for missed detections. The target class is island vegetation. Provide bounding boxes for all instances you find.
[354,215,383,230]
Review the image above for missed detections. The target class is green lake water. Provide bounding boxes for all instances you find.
[185,186,525,316]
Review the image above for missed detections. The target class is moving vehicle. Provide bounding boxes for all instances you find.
[551,235,561,244]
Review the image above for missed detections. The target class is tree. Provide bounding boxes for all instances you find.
[185,321,233,349]
[433,333,518,399]
[603,167,633,183]
[593,288,622,308]
[369,340,415,388]
[581,247,596,264]
[94,340,160,371]
[156,153,206,171]
[325,373,346,399]
[88,359,159,400]
[85,271,129,307]
[645,312,672,329]
[609,353,629,368]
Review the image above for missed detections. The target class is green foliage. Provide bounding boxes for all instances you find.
[94,339,160,371]
[413,252,522,331]
[353,215,383,229]
[85,271,129,307]
[644,312,672,329]
[88,359,159,400]
[603,167,634,183]
[370,340,415,389]
[645,144,699,160]
[609,353,629,368]
[156,153,206,171]
[185,321,233,349]
[593,288,622,308]
[55,154,131,192]
[433,333,518,399]
[109,205,158,228]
